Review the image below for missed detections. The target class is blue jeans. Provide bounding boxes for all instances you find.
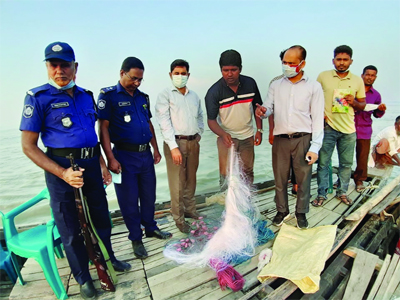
[317,125,356,198]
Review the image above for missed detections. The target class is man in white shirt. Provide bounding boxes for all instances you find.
[255,45,325,229]
[369,116,400,168]
[155,59,204,233]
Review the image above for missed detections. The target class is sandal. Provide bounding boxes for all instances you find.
[356,185,365,193]
[336,194,353,206]
[311,196,325,207]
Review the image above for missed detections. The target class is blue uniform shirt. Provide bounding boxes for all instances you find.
[19,83,99,148]
[97,82,153,144]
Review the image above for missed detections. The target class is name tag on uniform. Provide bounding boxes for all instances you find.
[118,101,131,107]
[51,102,70,109]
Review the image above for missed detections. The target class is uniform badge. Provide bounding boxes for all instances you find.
[124,114,131,122]
[52,44,62,52]
[98,100,106,110]
[61,116,73,128]
[23,105,34,118]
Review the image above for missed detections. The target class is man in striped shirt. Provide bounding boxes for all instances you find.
[205,50,263,188]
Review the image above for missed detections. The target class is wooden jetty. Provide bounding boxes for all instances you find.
[3,170,400,300]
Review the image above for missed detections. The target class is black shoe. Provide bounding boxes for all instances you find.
[184,212,206,219]
[145,229,172,239]
[176,221,191,233]
[272,212,290,226]
[112,260,131,272]
[131,240,148,259]
[295,213,309,229]
[80,280,97,299]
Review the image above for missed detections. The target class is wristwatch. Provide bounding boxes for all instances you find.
[257,128,264,133]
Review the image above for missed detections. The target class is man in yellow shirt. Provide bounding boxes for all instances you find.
[312,45,366,207]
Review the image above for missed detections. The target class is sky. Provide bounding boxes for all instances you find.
[0,0,399,131]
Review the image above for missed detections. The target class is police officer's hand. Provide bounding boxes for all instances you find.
[108,157,122,174]
[62,167,85,188]
[195,134,201,142]
[171,148,182,165]
[101,166,112,186]
[153,149,162,165]
[269,133,274,145]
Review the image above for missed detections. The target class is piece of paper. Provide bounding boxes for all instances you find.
[364,104,379,112]
[332,89,353,113]
[110,171,122,184]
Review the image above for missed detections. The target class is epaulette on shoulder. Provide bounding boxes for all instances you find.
[84,89,94,97]
[100,86,117,94]
[27,84,49,96]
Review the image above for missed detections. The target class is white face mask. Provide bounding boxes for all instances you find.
[172,75,188,88]
[48,78,76,90]
[282,60,304,78]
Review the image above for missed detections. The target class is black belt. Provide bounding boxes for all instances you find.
[114,142,149,152]
[175,135,197,140]
[276,132,310,139]
[47,144,100,159]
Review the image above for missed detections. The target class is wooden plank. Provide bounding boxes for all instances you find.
[328,272,350,300]
[369,185,400,214]
[382,257,400,300]
[343,247,384,270]
[263,280,297,300]
[237,278,276,300]
[342,249,378,300]
[374,254,400,300]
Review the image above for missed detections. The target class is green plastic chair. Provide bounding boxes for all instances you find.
[1,188,68,300]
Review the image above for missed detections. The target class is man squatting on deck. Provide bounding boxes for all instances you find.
[97,57,172,260]
[155,59,205,234]
[255,45,325,229]
[368,116,400,168]
[20,42,130,300]
[205,50,263,189]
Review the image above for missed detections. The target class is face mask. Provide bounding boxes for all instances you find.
[48,78,76,90]
[172,75,188,89]
[282,60,304,78]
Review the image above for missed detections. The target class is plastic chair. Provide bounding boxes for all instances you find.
[1,188,68,300]
[0,240,18,283]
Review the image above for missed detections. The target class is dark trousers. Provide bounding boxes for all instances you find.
[272,134,312,214]
[45,154,114,285]
[113,148,158,241]
[354,139,371,185]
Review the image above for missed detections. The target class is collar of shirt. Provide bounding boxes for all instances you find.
[116,81,142,97]
[170,85,189,95]
[48,83,84,95]
[331,69,353,80]
[283,72,309,84]
[366,86,377,94]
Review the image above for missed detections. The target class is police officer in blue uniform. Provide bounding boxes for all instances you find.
[98,57,172,259]
[20,42,131,300]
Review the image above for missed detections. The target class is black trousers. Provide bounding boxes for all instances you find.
[272,134,312,214]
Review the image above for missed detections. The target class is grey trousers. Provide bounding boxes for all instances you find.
[272,134,312,214]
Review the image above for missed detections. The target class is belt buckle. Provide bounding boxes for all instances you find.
[288,134,293,139]
[81,147,92,159]
[139,144,146,152]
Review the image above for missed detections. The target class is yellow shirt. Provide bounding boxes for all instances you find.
[317,70,366,134]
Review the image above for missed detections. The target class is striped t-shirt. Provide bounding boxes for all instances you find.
[205,75,262,140]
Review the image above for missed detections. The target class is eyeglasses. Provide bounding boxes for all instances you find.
[125,73,144,83]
